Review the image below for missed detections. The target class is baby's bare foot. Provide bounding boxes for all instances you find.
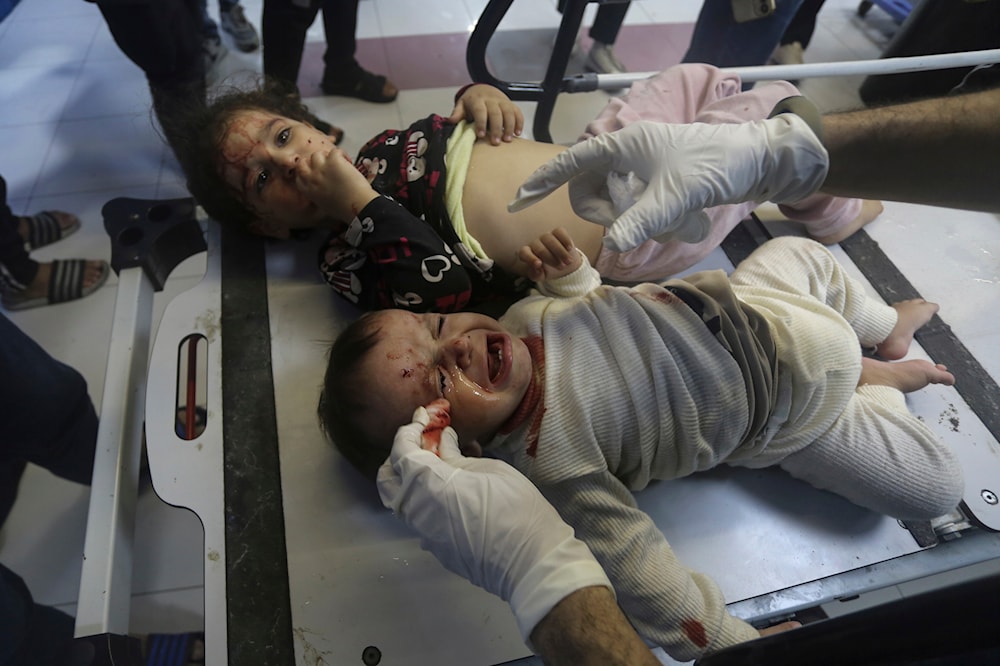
[877,299,939,360]
[860,357,954,392]
[811,199,883,245]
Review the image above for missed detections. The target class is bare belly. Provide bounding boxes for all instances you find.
[461,137,606,277]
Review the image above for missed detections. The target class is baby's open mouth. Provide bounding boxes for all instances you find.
[487,334,507,383]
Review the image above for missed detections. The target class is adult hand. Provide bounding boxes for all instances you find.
[378,404,612,643]
[508,114,828,251]
[448,83,524,145]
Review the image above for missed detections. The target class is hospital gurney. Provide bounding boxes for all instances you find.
[72,188,1000,663]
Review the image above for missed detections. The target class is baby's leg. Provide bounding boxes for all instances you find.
[877,300,940,360]
[778,197,884,245]
[730,236,897,348]
[860,356,954,390]
[779,384,964,520]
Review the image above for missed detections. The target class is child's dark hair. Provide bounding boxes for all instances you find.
[160,79,318,231]
[318,312,392,480]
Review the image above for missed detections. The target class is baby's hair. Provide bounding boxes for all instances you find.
[161,78,318,231]
[318,312,392,480]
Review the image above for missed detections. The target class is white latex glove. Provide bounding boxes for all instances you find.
[378,405,613,645]
[509,114,829,251]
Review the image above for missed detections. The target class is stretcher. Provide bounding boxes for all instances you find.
[73,195,1000,665]
[71,20,1000,666]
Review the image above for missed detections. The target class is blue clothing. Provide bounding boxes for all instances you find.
[0,176,37,291]
[1,312,98,665]
[682,0,807,68]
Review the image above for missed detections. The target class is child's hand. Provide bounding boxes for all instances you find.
[295,146,378,222]
[516,227,582,282]
[448,84,524,145]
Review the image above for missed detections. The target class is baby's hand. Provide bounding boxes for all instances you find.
[295,147,378,222]
[447,84,524,145]
[516,227,582,282]
[421,399,452,457]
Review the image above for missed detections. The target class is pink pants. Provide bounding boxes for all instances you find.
[587,63,862,282]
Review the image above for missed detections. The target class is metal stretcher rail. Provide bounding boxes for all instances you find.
[466,0,1000,142]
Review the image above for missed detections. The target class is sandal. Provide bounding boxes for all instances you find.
[1,258,110,311]
[18,211,81,249]
[321,66,398,103]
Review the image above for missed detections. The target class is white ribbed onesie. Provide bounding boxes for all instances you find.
[486,236,963,661]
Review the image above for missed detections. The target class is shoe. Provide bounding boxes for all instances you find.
[1,259,110,311]
[321,65,398,103]
[202,35,228,83]
[17,211,80,250]
[585,41,626,75]
[220,4,259,53]
[770,41,805,66]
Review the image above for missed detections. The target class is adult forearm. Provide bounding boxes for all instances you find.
[821,87,1000,212]
[529,586,661,666]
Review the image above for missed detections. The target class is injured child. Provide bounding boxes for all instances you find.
[318,233,964,662]
[167,64,881,313]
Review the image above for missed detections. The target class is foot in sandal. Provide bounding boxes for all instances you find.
[1,259,110,311]
[17,210,81,249]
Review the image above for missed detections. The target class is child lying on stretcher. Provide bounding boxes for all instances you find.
[317,231,962,662]
[167,64,882,313]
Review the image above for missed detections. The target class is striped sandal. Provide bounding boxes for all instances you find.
[1,258,110,311]
[18,211,81,249]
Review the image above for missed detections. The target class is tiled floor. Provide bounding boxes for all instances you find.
[1,0,998,663]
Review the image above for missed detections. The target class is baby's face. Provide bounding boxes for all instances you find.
[218,109,345,238]
[360,310,532,447]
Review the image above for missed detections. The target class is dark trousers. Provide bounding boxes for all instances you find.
[262,0,359,92]
[0,312,98,665]
[780,0,826,48]
[557,0,631,44]
[0,176,37,290]
[94,0,206,153]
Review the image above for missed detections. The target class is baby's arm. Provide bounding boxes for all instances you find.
[448,83,524,145]
[516,227,583,283]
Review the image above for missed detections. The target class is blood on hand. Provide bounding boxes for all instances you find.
[421,399,451,456]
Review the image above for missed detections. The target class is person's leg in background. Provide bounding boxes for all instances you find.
[585,1,630,74]
[95,0,206,159]
[318,0,398,102]
[0,175,41,301]
[218,0,260,52]
[683,0,807,72]
[770,0,826,65]
[198,0,229,79]
[261,0,321,93]
[0,312,98,666]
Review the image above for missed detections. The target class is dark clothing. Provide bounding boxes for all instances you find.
[319,115,525,312]
[557,0,631,44]
[0,176,37,291]
[780,0,825,48]
[0,312,98,666]
[261,0,359,93]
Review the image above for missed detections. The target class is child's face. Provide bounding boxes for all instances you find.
[218,109,345,238]
[360,309,533,448]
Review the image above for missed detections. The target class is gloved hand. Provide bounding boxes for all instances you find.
[378,405,613,645]
[509,113,829,251]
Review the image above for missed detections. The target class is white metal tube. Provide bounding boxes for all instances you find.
[75,266,154,637]
[593,48,1000,89]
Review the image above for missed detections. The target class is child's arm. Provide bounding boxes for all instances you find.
[515,227,582,283]
[514,228,602,300]
[295,145,379,223]
[448,83,524,145]
[319,196,475,312]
